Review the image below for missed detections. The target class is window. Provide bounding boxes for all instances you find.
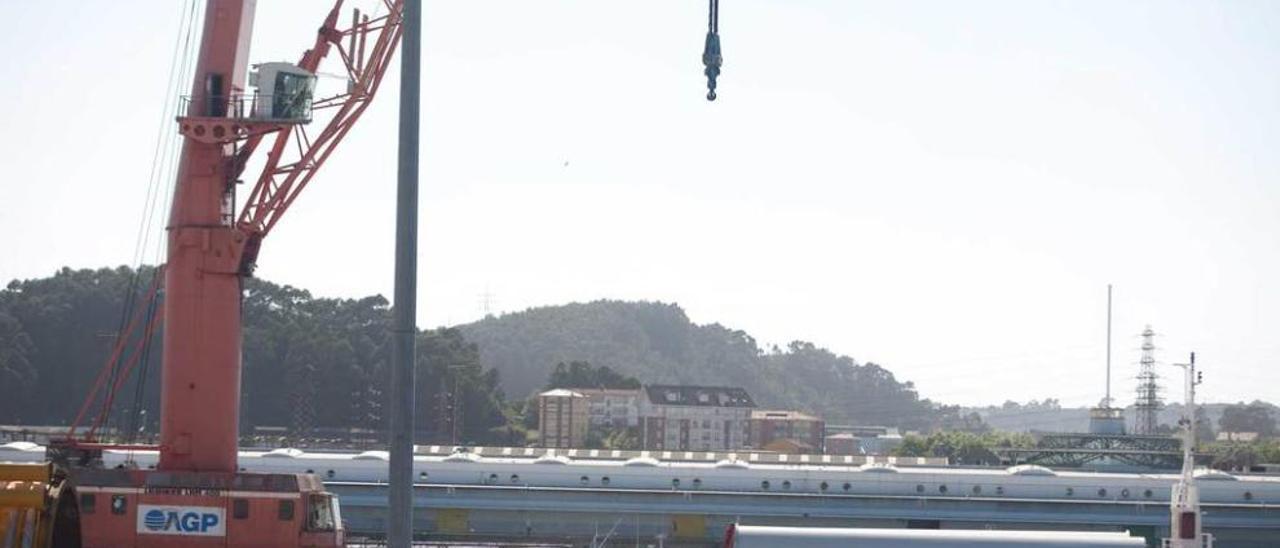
[306,494,336,532]
[938,485,948,494]
[111,495,127,515]
[842,482,851,492]
[820,482,829,491]
[761,480,771,490]
[270,71,315,120]
[80,493,96,515]
[278,500,295,521]
[915,484,925,493]
[1097,488,1107,497]
[972,485,982,495]
[233,498,249,519]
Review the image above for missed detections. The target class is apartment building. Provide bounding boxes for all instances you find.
[537,389,589,448]
[575,388,643,429]
[748,409,825,452]
[639,385,756,451]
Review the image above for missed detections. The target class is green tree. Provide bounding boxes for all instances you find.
[895,435,930,457]
[0,308,36,420]
[0,266,162,426]
[1218,402,1277,438]
[416,328,508,445]
[893,431,1032,465]
[1204,440,1280,471]
[545,360,641,390]
[1194,406,1216,445]
[603,427,641,450]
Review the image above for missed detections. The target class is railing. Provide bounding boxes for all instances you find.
[178,92,313,123]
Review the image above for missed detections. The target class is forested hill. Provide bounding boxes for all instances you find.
[1,267,958,434]
[0,267,506,443]
[458,300,954,430]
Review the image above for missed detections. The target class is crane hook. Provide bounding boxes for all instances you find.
[703,31,721,101]
[702,0,721,101]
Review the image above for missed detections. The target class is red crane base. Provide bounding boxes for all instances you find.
[72,468,343,547]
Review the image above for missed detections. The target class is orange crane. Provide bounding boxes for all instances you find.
[34,0,723,545]
[49,1,405,546]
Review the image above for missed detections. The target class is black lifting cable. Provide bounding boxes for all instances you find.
[702,0,722,101]
[123,292,161,445]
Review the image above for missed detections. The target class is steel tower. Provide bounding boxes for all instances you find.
[1133,325,1164,435]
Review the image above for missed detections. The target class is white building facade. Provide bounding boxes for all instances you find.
[576,388,643,429]
[639,385,756,451]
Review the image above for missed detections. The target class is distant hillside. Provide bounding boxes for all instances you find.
[7,268,1267,443]
[0,267,508,443]
[458,300,954,430]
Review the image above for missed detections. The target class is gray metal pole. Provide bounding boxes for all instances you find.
[1105,284,1112,407]
[388,0,421,545]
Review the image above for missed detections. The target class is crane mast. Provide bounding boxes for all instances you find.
[159,0,402,473]
[160,0,257,474]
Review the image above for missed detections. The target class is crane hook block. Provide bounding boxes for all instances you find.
[702,31,722,101]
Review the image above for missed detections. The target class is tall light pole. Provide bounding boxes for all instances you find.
[388,0,421,545]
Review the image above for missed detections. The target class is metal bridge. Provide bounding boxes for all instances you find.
[994,434,1195,470]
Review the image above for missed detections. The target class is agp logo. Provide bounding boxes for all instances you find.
[137,505,225,536]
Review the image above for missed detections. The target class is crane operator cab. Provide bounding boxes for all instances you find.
[249,62,317,122]
[177,62,316,144]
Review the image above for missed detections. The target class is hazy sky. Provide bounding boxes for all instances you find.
[1,1,1276,407]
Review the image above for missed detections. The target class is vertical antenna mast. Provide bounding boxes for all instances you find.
[1105,284,1112,407]
[1088,285,1124,434]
